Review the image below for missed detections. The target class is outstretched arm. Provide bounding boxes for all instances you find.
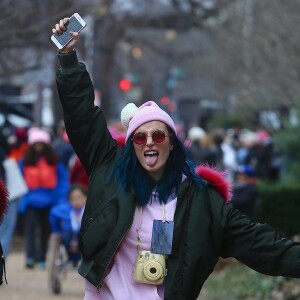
[222,207,300,277]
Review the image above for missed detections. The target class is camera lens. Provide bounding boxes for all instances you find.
[144,261,163,281]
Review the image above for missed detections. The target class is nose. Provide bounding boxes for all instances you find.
[145,135,154,146]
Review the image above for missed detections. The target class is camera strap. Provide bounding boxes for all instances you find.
[136,206,143,253]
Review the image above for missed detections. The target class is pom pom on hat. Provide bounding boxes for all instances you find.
[28,127,51,145]
[121,103,139,130]
[121,101,177,143]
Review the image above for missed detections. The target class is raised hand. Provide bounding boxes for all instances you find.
[52,17,80,52]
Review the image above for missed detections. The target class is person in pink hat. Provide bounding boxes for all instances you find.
[53,18,300,300]
[18,127,69,269]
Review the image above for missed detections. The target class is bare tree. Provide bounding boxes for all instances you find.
[0,0,92,77]
[2,0,300,125]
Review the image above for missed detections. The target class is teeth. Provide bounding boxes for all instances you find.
[145,151,158,156]
[146,151,156,155]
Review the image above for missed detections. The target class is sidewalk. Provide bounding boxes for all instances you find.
[0,236,84,300]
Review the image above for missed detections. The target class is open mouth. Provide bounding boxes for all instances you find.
[144,150,159,166]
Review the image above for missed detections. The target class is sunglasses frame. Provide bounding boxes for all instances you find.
[132,130,170,145]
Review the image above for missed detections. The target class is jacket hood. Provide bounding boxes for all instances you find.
[195,165,232,203]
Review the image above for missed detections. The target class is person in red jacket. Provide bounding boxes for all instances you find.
[19,127,69,269]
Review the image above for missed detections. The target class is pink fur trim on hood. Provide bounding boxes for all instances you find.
[195,165,232,203]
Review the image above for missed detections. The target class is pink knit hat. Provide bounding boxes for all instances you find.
[28,127,51,145]
[121,101,177,143]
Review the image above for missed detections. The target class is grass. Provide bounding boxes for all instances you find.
[199,259,300,300]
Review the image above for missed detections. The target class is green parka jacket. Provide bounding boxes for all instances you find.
[56,51,300,300]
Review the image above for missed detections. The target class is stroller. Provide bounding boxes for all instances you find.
[47,200,83,295]
[47,231,81,294]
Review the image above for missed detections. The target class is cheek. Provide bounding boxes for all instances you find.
[133,145,139,157]
[133,147,144,163]
[160,146,172,162]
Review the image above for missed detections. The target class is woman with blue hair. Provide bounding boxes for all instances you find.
[52,17,300,300]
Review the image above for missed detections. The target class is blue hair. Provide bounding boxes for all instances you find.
[112,129,206,206]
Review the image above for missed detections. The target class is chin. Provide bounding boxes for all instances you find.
[145,166,164,180]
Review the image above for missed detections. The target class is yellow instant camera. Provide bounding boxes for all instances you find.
[133,250,166,285]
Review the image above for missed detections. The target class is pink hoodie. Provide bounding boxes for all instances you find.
[84,192,177,300]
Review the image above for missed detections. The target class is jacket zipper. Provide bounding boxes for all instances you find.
[96,214,135,292]
[170,181,193,299]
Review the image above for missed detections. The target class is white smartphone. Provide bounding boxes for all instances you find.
[51,13,86,49]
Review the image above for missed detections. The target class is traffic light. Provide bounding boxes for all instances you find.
[119,79,131,92]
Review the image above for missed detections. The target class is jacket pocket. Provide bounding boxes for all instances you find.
[80,202,117,259]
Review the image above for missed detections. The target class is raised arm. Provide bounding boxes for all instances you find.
[53,18,116,175]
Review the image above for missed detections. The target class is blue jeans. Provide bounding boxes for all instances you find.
[61,231,81,263]
[0,198,20,257]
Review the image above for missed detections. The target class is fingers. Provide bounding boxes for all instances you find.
[63,32,80,50]
[70,32,79,41]
[52,17,70,36]
[51,17,80,51]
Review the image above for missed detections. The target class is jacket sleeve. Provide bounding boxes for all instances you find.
[220,203,300,277]
[56,51,116,175]
[49,206,60,233]
[53,162,70,205]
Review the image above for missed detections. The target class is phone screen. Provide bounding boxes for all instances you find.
[54,15,85,47]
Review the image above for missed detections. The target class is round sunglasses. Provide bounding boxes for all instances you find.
[132,130,169,145]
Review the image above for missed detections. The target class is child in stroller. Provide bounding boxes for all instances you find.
[48,183,87,294]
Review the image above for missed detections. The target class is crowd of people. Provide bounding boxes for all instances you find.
[0,123,89,269]
[185,125,281,217]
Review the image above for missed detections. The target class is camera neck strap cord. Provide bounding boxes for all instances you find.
[135,203,167,253]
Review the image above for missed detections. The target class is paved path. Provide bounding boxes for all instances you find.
[0,246,84,300]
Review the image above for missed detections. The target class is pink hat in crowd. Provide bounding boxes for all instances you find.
[121,101,177,143]
[28,127,51,145]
